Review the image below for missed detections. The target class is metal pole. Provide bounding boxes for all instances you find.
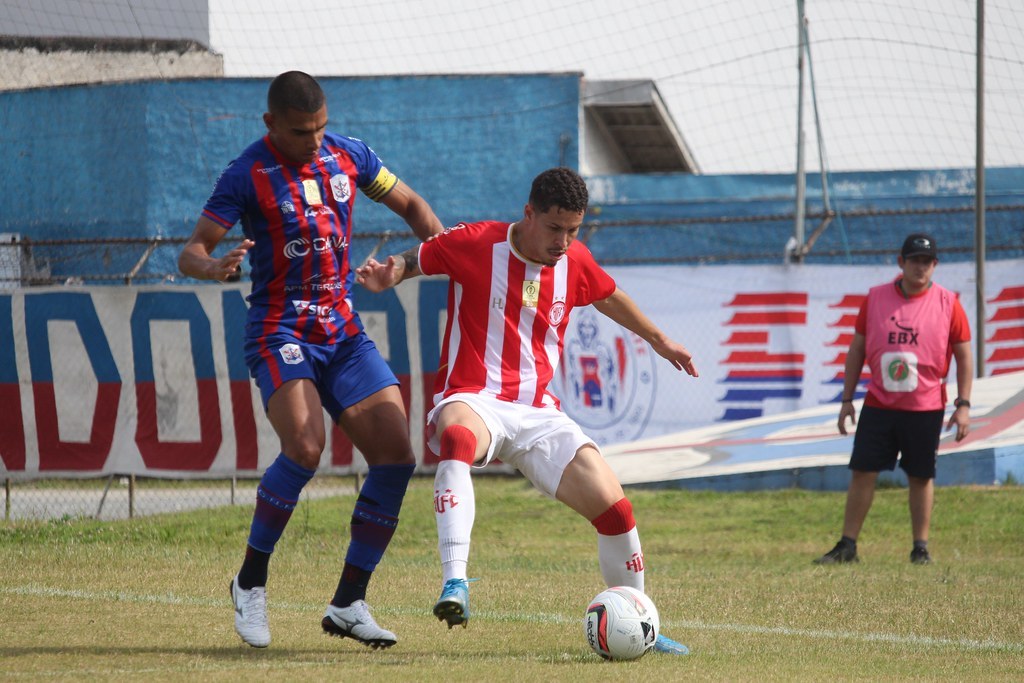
[792,0,807,263]
[975,0,986,377]
[5,478,10,521]
[129,474,136,519]
[96,474,115,519]
[125,238,160,285]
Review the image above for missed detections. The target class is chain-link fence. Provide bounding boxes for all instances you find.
[2,474,360,522]
[2,202,1023,290]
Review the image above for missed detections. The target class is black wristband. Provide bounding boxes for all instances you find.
[841,398,853,403]
[954,397,970,408]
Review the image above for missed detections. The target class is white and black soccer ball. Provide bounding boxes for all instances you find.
[583,586,660,661]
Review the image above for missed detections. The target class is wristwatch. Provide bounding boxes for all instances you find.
[954,397,971,409]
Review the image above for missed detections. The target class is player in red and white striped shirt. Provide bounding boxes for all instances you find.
[357,167,698,655]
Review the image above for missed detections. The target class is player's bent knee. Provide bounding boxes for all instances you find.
[439,424,477,465]
[283,442,324,470]
[590,497,636,535]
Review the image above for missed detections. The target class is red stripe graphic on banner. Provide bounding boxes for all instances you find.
[828,313,859,328]
[990,306,1024,322]
[987,327,1024,343]
[827,333,855,347]
[724,351,804,364]
[726,369,803,379]
[829,295,866,308]
[725,293,808,306]
[987,346,1024,363]
[989,286,1024,303]
[726,311,807,325]
[725,331,769,344]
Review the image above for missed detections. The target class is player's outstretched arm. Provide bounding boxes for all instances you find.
[592,287,698,377]
[356,247,423,292]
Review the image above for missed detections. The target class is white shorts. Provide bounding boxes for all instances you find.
[426,392,598,499]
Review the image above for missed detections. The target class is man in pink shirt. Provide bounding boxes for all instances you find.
[815,233,972,566]
[357,167,698,655]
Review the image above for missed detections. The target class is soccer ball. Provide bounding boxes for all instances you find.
[583,586,660,661]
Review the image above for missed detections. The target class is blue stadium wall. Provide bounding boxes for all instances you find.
[584,169,1024,265]
[0,74,582,276]
[1,74,1021,279]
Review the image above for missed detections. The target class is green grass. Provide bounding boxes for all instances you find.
[2,476,1022,681]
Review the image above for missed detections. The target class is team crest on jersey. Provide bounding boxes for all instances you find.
[551,308,656,445]
[279,343,305,365]
[330,174,352,203]
[548,301,566,326]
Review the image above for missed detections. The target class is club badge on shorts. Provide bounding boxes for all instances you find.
[279,343,305,365]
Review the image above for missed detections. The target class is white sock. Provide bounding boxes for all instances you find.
[435,459,475,582]
[597,527,645,591]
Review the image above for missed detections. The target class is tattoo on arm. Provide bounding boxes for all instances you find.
[400,247,419,278]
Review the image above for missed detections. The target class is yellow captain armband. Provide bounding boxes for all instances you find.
[363,166,399,202]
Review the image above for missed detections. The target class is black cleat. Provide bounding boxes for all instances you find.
[813,540,859,564]
[910,547,932,565]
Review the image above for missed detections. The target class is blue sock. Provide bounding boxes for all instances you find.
[344,463,414,572]
[247,453,316,554]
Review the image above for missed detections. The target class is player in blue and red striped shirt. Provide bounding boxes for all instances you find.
[179,71,443,650]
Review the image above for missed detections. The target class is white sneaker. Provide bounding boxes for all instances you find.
[321,600,397,649]
[230,575,270,648]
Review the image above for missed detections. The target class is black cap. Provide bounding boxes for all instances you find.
[901,233,937,259]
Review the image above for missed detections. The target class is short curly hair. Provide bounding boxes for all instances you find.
[267,70,325,115]
[528,167,589,214]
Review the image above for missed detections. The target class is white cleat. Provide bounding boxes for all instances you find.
[321,600,398,649]
[230,575,270,648]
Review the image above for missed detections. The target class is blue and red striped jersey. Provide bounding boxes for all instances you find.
[202,132,398,344]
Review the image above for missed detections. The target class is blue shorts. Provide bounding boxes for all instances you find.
[849,405,944,479]
[244,332,397,423]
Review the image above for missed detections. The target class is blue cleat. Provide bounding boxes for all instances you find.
[654,633,690,655]
[433,578,475,629]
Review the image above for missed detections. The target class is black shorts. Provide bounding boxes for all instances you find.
[850,405,944,479]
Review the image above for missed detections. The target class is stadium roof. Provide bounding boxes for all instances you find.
[583,79,701,174]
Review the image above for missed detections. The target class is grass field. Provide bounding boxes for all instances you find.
[2,475,1022,681]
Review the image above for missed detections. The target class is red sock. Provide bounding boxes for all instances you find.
[440,425,477,464]
[590,498,636,535]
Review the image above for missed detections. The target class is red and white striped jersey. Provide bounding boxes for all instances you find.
[418,221,616,409]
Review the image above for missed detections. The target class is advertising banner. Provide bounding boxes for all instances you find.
[1,260,1020,477]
